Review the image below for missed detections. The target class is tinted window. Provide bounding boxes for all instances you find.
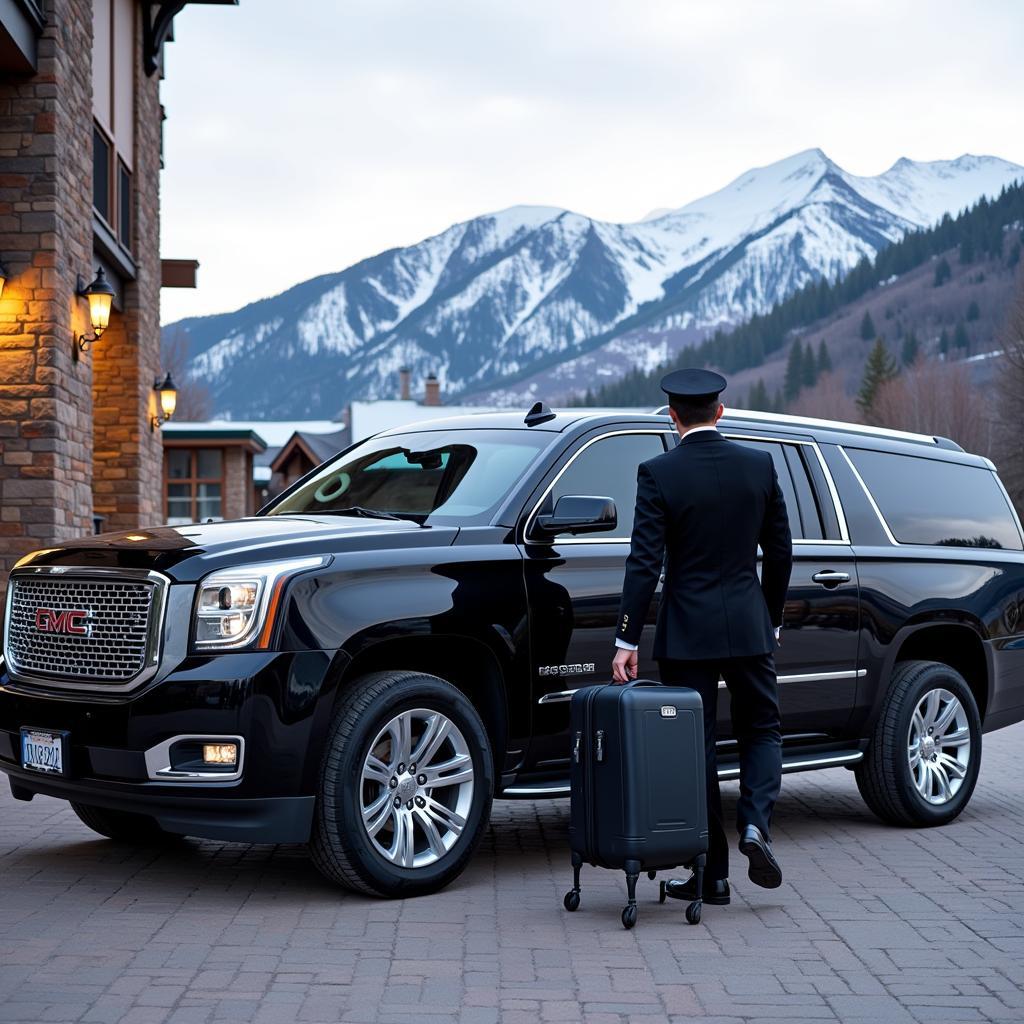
[545,433,665,537]
[269,429,549,525]
[847,448,1022,550]
[734,440,804,540]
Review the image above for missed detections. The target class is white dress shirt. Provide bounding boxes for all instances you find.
[612,425,781,653]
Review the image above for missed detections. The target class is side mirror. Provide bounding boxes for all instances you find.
[534,495,617,537]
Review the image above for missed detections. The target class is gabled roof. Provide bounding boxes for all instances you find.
[270,429,350,474]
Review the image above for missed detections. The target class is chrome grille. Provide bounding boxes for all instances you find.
[5,575,157,683]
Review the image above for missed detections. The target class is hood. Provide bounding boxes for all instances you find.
[13,515,459,583]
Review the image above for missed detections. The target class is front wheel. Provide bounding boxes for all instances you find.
[855,660,981,827]
[310,670,494,897]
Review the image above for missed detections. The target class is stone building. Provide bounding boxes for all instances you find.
[0,0,235,582]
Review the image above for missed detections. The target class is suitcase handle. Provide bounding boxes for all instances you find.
[609,679,663,689]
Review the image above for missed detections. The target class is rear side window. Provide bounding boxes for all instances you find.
[847,448,1023,550]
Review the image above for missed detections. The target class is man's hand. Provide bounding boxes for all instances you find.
[612,647,638,684]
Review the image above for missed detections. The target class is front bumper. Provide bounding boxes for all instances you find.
[0,648,343,843]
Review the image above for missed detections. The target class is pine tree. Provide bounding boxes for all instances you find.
[817,339,832,374]
[748,379,769,410]
[966,299,980,322]
[954,320,970,352]
[857,337,899,416]
[859,310,876,341]
[1009,243,1021,269]
[784,342,804,401]
[800,341,817,388]
[959,236,975,264]
[771,388,784,414]
[934,257,952,287]
[900,331,919,366]
[939,329,950,357]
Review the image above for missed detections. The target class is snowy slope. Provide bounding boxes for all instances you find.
[168,150,1023,418]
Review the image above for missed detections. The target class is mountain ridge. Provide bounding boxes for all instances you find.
[166,150,1024,417]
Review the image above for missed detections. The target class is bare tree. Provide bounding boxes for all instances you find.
[788,371,862,422]
[870,359,992,455]
[995,273,1024,514]
[161,328,213,421]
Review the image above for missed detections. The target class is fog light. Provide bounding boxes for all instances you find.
[203,743,238,766]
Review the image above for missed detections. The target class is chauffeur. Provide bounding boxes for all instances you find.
[611,368,793,904]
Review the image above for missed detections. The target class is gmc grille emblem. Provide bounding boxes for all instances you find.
[34,608,89,635]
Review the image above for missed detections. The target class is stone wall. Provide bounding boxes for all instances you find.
[0,0,96,579]
[90,3,163,534]
[223,446,254,519]
[0,0,165,579]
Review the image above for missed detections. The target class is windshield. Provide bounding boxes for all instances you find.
[266,428,551,525]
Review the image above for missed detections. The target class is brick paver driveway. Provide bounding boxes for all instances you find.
[1,724,1022,1024]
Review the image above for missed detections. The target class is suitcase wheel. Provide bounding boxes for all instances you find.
[563,890,581,912]
[685,900,702,925]
[658,880,667,904]
[647,870,657,880]
[621,904,638,930]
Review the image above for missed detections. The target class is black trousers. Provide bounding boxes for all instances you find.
[659,653,782,881]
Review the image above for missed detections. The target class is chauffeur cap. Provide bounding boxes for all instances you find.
[660,367,727,403]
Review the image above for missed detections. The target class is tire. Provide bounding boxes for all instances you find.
[855,660,982,827]
[71,802,180,843]
[310,670,494,898]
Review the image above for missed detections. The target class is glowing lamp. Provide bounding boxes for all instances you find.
[151,372,178,431]
[75,267,115,356]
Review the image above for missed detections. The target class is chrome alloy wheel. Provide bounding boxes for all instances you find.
[908,687,971,805]
[360,708,475,868]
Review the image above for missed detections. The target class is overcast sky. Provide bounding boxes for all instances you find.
[159,0,1024,324]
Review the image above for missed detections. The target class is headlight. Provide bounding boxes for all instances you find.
[193,556,328,650]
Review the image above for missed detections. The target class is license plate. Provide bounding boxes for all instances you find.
[20,729,67,775]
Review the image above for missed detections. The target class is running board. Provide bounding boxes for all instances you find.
[500,748,864,798]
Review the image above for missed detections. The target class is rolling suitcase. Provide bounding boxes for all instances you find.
[563,680,708,928]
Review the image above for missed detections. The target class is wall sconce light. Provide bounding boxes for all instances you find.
[74,267,115,358]
[151,372,177,431]
[0,259,8,299]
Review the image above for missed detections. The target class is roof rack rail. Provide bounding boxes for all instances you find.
[720,408,939,446]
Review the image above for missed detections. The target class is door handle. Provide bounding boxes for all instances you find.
[812,570,851,587]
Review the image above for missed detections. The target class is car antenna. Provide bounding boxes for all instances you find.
[524,401,556,426]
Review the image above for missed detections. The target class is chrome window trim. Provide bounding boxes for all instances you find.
[523,429,850,547]
[537,668,866,703]
[522,429,668,545]
[722,433,850,545]
[144,734,245,783]
[2,566,170,694]
[838,445,900,546]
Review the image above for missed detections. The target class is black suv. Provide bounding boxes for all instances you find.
[3,407,1024,897]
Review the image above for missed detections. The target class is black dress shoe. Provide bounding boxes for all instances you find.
[663,875,730,905]
[738,825,782,889]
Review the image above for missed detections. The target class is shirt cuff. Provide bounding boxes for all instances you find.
[615,638,639,651]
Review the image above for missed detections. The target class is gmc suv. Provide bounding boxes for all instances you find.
[2,405,1024,898]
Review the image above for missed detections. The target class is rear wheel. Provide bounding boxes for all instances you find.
[855,660,981,827]
[310,670,494,897]
[71,802,179,843]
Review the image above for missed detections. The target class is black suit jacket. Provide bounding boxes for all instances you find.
[616,430,793,661]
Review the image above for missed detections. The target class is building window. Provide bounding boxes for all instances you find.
[165,449,224,525]
[117,159,132,249]
[92,0,134,253]
[93,125,112,223]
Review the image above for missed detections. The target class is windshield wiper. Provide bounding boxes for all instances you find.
[317,506,424,525]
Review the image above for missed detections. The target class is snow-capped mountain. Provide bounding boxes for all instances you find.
[167,150,1023,417]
